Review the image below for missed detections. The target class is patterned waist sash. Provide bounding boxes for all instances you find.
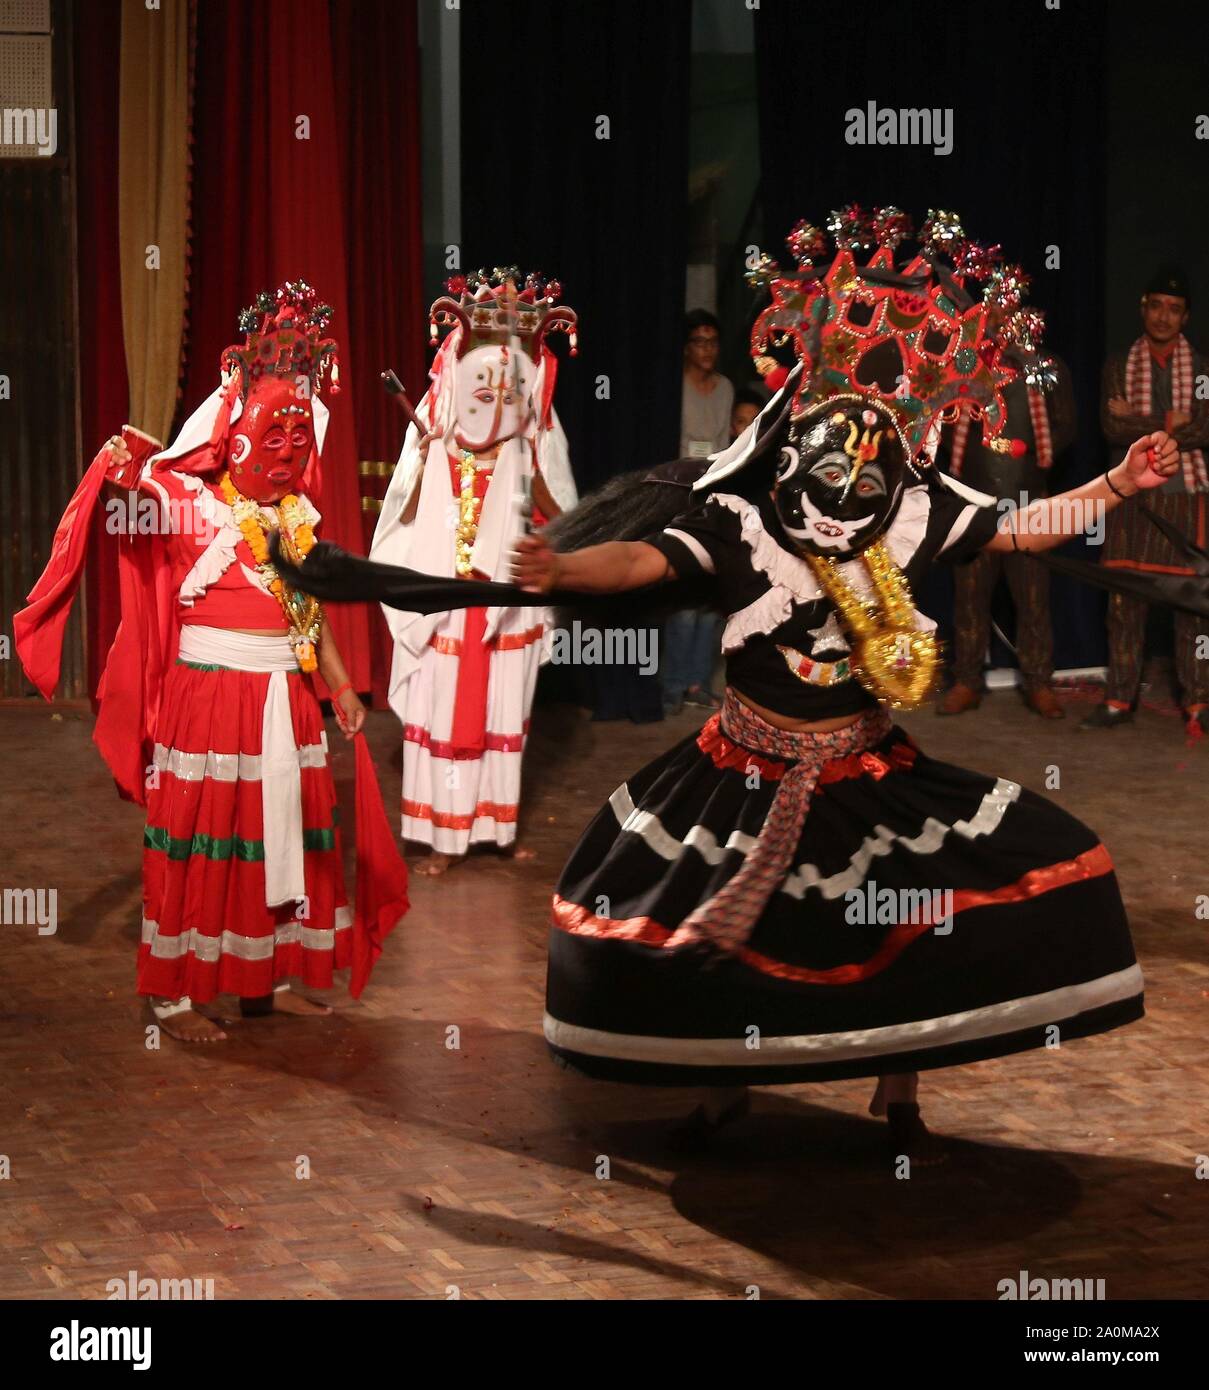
[667,689,893,954]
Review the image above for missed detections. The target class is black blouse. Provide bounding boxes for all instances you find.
[646,474,1000,719]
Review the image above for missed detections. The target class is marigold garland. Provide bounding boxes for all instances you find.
[219,473,323,671]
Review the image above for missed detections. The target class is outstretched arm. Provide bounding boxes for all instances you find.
[511,534,673,593]
[985,430,1180,553]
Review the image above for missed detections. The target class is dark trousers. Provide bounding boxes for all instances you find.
[952,550,1053,692]
[1105,592,1209,707]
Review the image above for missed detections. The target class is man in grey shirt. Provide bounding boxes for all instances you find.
[681,309,734,458]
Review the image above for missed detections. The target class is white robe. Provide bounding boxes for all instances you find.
[370,365,577,853]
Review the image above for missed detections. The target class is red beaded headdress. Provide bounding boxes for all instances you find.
[221,279,341,401]
[428,266,578,360]
[748,207,1053,459]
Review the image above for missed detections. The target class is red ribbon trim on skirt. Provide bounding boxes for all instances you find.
[429,623,544,656]
[403,722,529,760]
[403,798,519,829]
[550,843,1114,985]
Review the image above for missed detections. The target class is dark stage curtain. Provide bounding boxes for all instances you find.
[459,0,692,495]
[755,0,1108,672]
[460,0,692,720]
[75,0,130,699]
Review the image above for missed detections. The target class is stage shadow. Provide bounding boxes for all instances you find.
[204,1011,1204,1299]
[553,1097,1201,1299]
[397,1193,801,1300]
[58,870,142,945]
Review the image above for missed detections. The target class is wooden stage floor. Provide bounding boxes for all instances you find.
[2,689,1207,1300]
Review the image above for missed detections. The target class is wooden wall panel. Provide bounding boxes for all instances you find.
[0,0,81,698]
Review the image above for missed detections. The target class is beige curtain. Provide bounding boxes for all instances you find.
[118,0,191,446]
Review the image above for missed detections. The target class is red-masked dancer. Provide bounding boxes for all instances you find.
[15,282,409,1043]
[370,269,578,874]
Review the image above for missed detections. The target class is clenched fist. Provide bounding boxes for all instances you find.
[1121,430,1179,491]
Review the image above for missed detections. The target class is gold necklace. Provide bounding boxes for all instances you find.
[806,541,938,709]
[454,449,485,577]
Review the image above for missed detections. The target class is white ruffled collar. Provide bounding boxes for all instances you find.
[170,471,321,606]
[710,487,936,652]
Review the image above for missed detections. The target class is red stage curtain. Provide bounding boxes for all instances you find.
[74,0,424,699]
[182,0,373,693]
[330,0,426,703]
[75,0,130,698]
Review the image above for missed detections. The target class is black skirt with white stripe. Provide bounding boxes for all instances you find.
[544,712,1142,1086]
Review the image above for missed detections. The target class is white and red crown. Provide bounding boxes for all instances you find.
[428,266,577,360]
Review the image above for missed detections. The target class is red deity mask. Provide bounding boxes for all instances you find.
[226,377,315,503]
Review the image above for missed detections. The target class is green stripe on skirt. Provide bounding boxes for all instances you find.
[144,825,336,860]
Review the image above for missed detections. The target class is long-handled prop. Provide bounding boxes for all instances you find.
[1028,500,1209,620]
[380,367,436,449]
[500,284,535,534]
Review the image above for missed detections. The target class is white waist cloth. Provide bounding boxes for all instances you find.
[177,625,309,909]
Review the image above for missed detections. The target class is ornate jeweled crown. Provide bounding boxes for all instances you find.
[222,279,340,400]
[428,266,578,359]
[748,207,1054,459]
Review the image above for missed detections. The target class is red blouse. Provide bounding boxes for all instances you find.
[141,469,290,631]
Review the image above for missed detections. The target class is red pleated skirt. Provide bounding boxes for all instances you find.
[137,659,352,1003]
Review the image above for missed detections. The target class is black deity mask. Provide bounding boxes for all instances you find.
[773,397,909,559]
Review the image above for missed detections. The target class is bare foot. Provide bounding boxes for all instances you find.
[668,1088,750,1153]
[414,852,452,877]
[269,990,332,1018]
[869,1071,916,1118]
[886,1101,948,1168]
[149,1004,228,1044]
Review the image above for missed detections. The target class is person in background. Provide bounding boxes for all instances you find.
[1083,265,1209,736]
[937,354,1075,718]
[730,387,766,443]
[665,310,734,713]
[681,309,734,458]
